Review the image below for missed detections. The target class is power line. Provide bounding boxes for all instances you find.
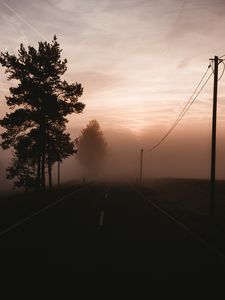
[210,56,224,78]
[169,64,211,123]
[147,71,213,152]
[147,67,213,152]
[218,62,225,81]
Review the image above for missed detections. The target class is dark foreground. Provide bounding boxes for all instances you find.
[0,182,225,287]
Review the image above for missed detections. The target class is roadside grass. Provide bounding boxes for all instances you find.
[0,181,85,233]
[140,178,225,253]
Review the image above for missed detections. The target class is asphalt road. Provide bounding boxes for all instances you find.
[0,182,225,285]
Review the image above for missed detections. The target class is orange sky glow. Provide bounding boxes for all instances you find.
[0,0,225,180]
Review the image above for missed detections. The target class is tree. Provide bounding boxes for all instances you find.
[6,156,37,191]
[76,120,107,177]
[0,36,85,190]
[46,124,75,188]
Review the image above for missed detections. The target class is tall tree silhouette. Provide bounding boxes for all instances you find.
[0,36,85,190]
[46,124,75,188]
[76,120,107,177]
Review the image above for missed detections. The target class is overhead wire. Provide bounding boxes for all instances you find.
[218,62,225,81]
[146,65,213,152]
[168,64,211,122]
[210,57,224,77]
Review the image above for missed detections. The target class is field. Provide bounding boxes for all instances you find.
[141,178,225,253]
[0,181,84,234]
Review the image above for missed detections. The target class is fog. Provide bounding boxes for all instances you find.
[0,0,225,191]
[52,124,225,184]
[1,122,225,191]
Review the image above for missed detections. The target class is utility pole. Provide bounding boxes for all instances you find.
[140,148,144,185]
[210,56,219,217]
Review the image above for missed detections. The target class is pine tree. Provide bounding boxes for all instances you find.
[0,36,85,190]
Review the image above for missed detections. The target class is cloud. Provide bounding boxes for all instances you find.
[66,71,123,96]
[0,0,225,138]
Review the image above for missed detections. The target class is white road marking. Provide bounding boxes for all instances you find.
[131,184,225,261]
[0,185,90,238]
[99,210,104,226]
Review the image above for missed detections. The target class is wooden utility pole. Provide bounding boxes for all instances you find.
[210,56,219,217]
[140,149,144,185]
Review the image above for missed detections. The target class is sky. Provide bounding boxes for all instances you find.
[0,0,225,181]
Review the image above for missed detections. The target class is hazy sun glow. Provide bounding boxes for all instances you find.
[0,0,225,181]
[0,0,225,137]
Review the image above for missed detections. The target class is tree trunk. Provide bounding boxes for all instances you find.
[41,153,45,190]
[41,118,46,190]
[37,150,41,190]
[58,161,60,187]
[47,131,52,189]
[48,163,52,188]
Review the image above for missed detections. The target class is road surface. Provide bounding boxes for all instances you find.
[0,182,225,285]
